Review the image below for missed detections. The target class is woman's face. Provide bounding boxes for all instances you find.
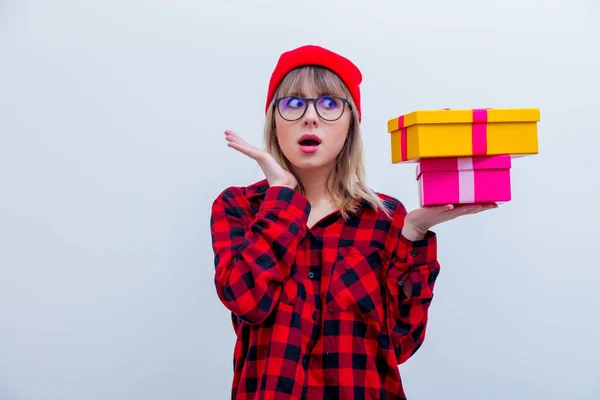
[274,80,351,173]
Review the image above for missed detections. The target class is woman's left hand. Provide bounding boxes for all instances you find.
[402,203,498,241]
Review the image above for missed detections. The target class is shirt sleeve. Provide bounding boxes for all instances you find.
[211,185,311,324]
[385,204,441,365]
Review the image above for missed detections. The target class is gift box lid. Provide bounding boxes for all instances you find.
[416,155,512,180]
[388,108,540,132]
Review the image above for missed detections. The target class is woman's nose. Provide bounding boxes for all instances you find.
[303,102,319,125]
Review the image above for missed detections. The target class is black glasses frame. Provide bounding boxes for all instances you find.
[274,95,352,122]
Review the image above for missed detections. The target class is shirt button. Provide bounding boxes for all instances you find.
[398,279,404,286]
[410,250,418,257]
[302,355,309,368]
[312,311,318,320]
[308,272,315,279]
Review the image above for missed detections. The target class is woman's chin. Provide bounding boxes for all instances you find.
[289,158,333,172]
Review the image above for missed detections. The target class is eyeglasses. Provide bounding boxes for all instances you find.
[274,95,351,122]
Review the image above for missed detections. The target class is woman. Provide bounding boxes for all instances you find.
[211,44,496,400]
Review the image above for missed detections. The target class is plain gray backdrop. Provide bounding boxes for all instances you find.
[1,0,599,399]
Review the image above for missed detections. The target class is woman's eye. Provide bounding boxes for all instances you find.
[320,97,338,109]
[285,97,304,108]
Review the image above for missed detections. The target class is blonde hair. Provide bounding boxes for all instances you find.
[263,65,393,220]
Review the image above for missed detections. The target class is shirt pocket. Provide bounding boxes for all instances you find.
[279,275,299,306]
[325,246,386,325]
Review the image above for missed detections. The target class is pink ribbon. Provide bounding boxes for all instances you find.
[398,115,407,161]
[399,108,489,161]
[472,109,488,156]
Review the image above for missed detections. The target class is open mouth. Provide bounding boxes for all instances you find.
[298,134,322,147]
[299,139,320,146]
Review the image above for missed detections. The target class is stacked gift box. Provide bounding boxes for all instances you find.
[386,108,540,206]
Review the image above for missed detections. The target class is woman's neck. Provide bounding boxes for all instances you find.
[294,166,335,207]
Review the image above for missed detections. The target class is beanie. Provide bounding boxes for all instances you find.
[265,45,363,122]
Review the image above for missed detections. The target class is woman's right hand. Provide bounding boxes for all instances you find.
[224,130,298,190]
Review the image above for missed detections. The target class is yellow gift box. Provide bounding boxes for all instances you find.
[386,108,540,163]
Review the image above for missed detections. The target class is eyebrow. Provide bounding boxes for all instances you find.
[287,90,306,97]
[287,90,333,98]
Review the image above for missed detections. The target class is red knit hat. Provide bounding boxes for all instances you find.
[265,45,363,122]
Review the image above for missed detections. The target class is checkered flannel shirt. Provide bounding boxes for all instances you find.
[211,179,439,399]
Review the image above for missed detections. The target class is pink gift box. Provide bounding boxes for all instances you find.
[416,155,512,206]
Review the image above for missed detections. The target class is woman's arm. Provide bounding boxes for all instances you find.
[383,197,495,364]
[385,204,440,364]
[211,185,310,324]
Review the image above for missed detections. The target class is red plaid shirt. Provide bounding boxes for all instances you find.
[211,179,440,400]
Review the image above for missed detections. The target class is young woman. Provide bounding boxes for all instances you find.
[211,45,496,400]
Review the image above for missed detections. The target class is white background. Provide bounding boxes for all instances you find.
[1,0,599,399]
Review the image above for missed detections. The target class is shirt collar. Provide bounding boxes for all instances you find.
[244,178,373,211]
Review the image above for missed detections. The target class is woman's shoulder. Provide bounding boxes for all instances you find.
[212,179,270,204]
[370,189,409,217]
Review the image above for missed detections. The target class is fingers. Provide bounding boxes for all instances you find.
[424,204,455,214]
[446,203,498,217]
[225,130,247,147]
[225,130,262,159]
[429,204,475,215]
[426,203,495,219]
